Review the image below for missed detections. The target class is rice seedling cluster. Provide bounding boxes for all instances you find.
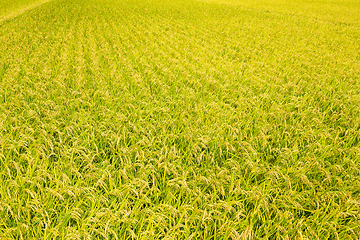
[0,0,359,239]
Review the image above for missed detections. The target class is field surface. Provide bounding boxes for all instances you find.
[0,0,52,22]
[0,0,360,239]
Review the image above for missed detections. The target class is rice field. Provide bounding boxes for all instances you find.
[0,0,360,239]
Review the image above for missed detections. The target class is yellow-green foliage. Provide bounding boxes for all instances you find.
[199,0,360,24]
[0,0,52,22]
[0,0,40,15]
[0,0,359,239]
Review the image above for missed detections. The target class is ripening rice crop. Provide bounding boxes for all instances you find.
[0,0,359,239]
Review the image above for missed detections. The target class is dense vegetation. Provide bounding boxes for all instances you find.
[0,0,51,22]
[0,0,359,238]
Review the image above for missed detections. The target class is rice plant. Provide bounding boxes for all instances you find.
[0,0,359,239]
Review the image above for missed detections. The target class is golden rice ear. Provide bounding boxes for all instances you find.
[1,0,359,239]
